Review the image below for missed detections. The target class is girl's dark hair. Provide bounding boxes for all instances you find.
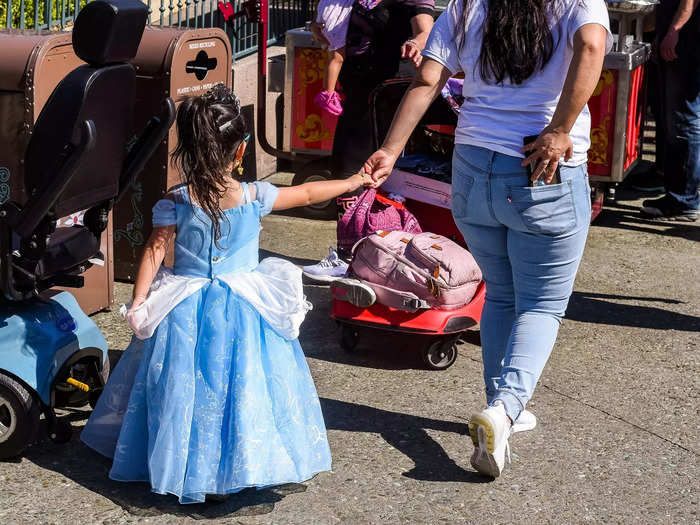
[171,83,247,244]
[458,0,556,85]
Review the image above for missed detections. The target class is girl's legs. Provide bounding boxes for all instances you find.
[315,48,345,116]
[324,47,345,93]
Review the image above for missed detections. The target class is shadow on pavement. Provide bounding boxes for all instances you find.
[320,398,489,484]
[23,429,301,519]
[567,291,700,332]
[593,190,700,242]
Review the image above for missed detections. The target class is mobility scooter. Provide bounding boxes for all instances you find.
[0,0,175,459]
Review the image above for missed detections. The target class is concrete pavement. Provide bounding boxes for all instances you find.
[0,184,697,524]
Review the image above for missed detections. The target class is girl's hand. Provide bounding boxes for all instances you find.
[347,172,374,192]
[130,295,146,311]
[310,22,330,49]
[363,148,399,187]
[401,39,423,68]
[520,126,573,184]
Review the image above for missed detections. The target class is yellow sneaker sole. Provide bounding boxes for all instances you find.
[468,414,496,453]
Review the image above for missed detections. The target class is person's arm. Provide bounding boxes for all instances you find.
[130,225,176,308]
[521,23,607,183]
[660,0,700,61]
[402,13,435,67]
[363,58,453,184]
[272,173,370,210]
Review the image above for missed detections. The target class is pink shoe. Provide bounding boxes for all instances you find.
[314,90,343,116]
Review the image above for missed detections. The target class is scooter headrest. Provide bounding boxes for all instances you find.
[72,0,148,65]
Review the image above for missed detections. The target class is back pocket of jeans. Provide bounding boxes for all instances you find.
[507,181,577,235]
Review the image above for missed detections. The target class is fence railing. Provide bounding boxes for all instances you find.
[1,0,314,58]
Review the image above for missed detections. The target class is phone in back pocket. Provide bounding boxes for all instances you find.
[523,135,561,187]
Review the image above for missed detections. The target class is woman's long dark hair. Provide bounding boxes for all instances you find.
[171,84,247,244]
[459,0,556,85]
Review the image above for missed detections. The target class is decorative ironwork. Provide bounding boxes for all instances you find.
[2,0,315,59]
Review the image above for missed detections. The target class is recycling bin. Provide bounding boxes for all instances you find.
[0,30,114,314]
[113,26,233,281]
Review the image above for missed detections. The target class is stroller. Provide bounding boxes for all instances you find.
[0,0,174,459]
[332,78,485,371]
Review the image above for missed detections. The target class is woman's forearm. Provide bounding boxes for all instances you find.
[549,24,607,133]
[671,0,699,31]
[382,59,452,155]
[410,13,434,48]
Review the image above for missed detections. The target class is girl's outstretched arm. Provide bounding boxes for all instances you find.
[272,172,370,211]
[130,225,176,308]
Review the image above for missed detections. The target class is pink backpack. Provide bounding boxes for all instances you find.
[337,189,422,253]
[350,230,482,312]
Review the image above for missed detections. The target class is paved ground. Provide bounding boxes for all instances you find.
[0,180,698,524]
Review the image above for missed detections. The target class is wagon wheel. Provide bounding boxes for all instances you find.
[422,337,459,370]
[339,325,360,352]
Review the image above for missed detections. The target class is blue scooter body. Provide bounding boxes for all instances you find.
[0,291,108,404]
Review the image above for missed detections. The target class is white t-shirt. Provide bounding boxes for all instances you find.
[423,0,613,166]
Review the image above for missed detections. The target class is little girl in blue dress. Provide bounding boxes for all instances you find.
[82,84,369,504]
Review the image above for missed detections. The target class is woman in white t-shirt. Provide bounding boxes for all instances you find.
[362,0,612,478]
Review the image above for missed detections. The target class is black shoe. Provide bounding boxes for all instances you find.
[641,195,698,221]
[628,169,665,192]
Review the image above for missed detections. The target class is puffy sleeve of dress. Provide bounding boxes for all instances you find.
[152,199,176,227]
[251,181,280,217]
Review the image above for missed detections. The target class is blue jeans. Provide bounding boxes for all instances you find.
[658,30,700,210]
[451,145,591,423]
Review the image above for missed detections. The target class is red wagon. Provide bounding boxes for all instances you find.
[329,79,486,371]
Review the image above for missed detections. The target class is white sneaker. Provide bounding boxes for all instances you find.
[511,409,537,433]
[332,278,376,307]
[468,401,511,478]
[302,248,349,283]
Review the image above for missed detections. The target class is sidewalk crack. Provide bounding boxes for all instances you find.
[539,383,698,456]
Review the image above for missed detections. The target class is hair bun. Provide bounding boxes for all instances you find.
[203,83,241,116]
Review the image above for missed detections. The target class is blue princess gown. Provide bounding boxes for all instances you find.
[82,182,332,504]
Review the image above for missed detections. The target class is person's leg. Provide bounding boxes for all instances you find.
[668,35,700,209]
[643,34,700,218]
[490,163,591,423]
[324,47,345,94]
[450,146,514,404]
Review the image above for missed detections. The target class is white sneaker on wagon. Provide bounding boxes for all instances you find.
[302,248,349,283]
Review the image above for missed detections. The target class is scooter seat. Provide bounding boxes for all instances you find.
[36,226,100,278]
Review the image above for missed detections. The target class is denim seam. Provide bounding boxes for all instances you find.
[492,390,525,415]
[455,153,492,176]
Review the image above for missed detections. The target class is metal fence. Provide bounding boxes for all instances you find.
[1,0,314,58]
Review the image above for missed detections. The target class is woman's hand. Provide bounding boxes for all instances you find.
[363,147,399,187]
[660,28,679,62]
[309,22,330,49]
[401,39,423,68]
[520,126,573,184]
